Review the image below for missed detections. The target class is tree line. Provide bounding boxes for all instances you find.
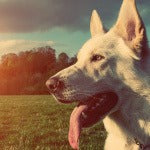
[0,46,76,95]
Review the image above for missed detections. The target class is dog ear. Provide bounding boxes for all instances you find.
[90,10,105,37]
[113,0,147,59]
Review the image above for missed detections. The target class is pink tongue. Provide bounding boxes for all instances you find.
[68,105,88,150]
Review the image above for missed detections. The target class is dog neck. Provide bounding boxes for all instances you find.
[114,65,150,145]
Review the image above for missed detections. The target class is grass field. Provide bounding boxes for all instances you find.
[0,95,106,150]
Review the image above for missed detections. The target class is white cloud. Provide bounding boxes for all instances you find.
[0,39,55,57]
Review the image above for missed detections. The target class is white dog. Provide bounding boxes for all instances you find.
[46,0,150,149]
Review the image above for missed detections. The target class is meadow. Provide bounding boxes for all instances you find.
[0,95,106,150]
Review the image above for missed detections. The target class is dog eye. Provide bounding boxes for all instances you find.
[91,54,105,62]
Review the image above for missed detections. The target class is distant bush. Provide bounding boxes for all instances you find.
[0,46,76,95]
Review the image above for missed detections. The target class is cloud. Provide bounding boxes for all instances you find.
[0,0,148,33]
[0,39,55,56]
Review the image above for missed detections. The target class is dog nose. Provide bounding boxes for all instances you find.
[46,77,64,93]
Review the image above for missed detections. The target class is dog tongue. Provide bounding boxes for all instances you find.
[68,105,88,150]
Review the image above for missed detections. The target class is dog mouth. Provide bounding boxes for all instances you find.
[58,92,118,149]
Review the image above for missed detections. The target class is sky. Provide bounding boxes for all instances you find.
[0,0,149,57]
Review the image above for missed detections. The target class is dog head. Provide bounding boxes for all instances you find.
[46,0,148,149]
[46,0,147,104]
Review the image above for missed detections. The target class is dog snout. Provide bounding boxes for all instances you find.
[46,77,64,93]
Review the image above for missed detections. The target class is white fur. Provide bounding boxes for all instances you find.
[50,0,150,149]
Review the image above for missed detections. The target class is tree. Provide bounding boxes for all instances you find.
[0,47,74,95]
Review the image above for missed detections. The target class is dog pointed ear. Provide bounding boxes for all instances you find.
[90,10,105,37]
[113,0,147,59]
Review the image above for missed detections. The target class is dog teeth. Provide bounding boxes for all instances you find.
[96,103,100,107]
[82,112,87,119]
[92,107,96,110]
[99,98,104,102]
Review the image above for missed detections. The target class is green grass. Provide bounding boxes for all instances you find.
[0,95,106,150]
